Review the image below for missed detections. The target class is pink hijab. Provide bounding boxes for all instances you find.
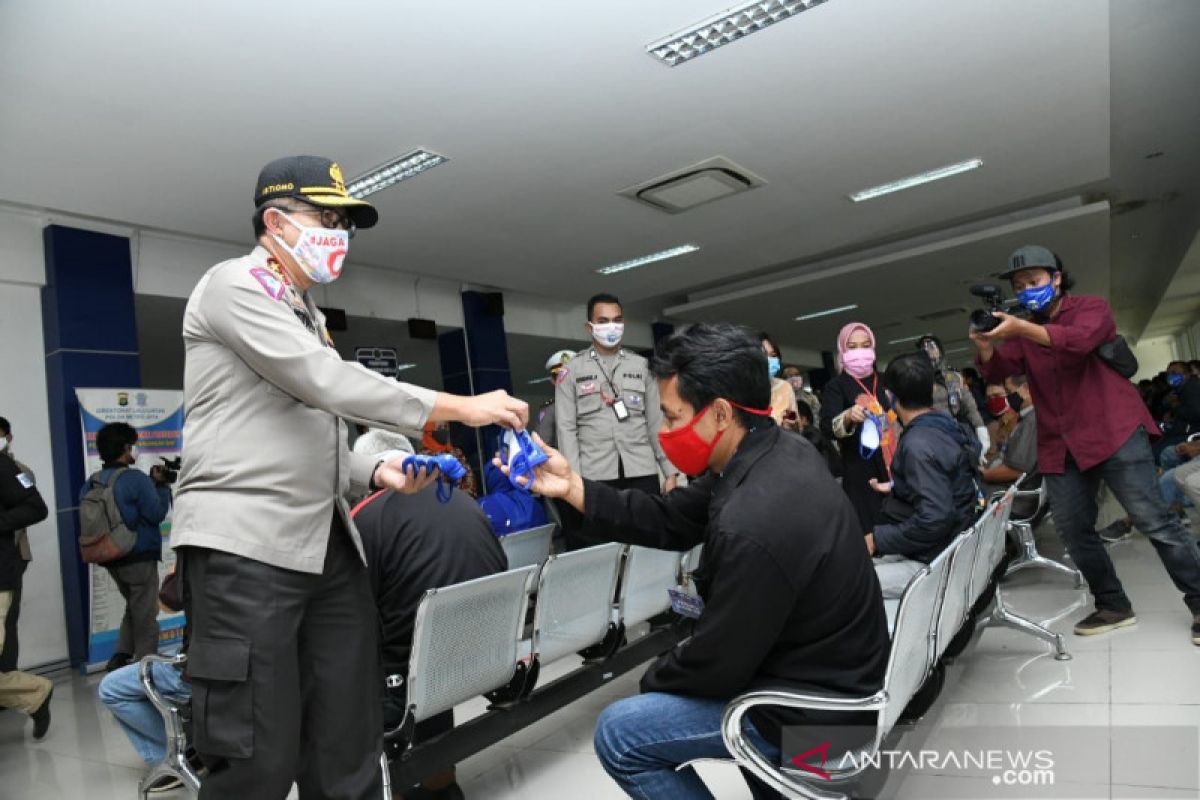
[836,322,876,373]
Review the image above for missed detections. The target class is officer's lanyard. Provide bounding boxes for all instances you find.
[591,349,622,405]
[266,257,334,348]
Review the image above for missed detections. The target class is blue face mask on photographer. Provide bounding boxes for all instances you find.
[1169,373,1186,388]
[767,356,780,378]
[1018,280,1057,312]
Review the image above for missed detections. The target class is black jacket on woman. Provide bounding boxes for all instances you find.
[820,370,893,535]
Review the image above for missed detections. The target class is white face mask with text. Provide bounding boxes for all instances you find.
[590,322,624,348]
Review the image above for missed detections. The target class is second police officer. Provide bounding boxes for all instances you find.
[555,294,679,550]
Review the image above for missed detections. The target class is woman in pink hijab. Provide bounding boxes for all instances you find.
[819,322,896,533]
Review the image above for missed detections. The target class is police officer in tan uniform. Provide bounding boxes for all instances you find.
[172,156,527,799]
[555,294,677,549]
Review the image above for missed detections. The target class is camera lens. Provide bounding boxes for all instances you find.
[970,309,1001,333]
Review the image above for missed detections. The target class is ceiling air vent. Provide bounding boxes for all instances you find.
[619,156,767,214]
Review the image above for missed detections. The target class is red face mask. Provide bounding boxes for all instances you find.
[986,396,1010,417]
[657,401,772,477]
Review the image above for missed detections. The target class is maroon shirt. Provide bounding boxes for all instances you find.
[978,294,1158,474]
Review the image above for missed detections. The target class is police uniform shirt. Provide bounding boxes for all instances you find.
[554,348,674,481]
[173,247,437,574]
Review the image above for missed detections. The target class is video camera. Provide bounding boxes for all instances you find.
[969,283,1007,333]
[156,456,182,485]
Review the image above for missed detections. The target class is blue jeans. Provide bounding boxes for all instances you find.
[1160,467,1192,509]
[593,692,781,799]
[1045,428,1200,614]
[1159,445,1187,470]
[98,661,191,765]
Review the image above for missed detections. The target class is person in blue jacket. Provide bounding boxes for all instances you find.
[85,422,172,671]
[478,461,547,537]
[866,353,981,598]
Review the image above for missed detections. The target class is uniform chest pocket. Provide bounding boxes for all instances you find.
[575,386,605,417]
[620,376,647,415]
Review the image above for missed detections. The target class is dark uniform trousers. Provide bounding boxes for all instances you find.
[181,514,382,799]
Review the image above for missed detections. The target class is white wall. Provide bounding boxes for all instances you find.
[1131,336,1179,382]
[0,208,69,668]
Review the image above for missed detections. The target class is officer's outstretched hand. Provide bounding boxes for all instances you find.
[456,390,529,431]
[373,457,440,495]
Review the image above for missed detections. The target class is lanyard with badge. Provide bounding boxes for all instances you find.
[851,373,898,476]
[592,350,630,422]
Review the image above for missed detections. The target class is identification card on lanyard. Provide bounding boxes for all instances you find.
[593,351,630,423]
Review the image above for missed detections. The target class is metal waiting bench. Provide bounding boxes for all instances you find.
[137,652,201,799]
[386,542,696,790]
[497,522,555,573]
[723,486,1072,799]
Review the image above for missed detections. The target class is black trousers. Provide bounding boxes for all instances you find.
[0,561,25,672]
[560,472,661,551]
[181,515,383,800]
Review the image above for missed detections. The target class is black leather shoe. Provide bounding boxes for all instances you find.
[31,687,52,739]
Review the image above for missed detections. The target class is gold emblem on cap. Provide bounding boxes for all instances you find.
[330,163,347,195]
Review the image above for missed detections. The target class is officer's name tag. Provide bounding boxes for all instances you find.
[16,472,34,489]
[612,399,630,422]
[668,587,705,619]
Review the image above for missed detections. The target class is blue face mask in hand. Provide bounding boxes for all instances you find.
[767,356,780,378]
[1018,281,1057,312]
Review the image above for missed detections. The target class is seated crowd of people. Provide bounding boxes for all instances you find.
[9,151,1199,800]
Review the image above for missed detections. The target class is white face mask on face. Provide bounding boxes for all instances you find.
[0,436,9,452]
[590,322,624,348]
[271,211,350,285]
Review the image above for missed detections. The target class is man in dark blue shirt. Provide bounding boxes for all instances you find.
[84,423,172,671]
[867,353,981,598]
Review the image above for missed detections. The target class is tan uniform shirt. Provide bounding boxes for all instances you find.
[554,348,674,481]
[172,247,437,574]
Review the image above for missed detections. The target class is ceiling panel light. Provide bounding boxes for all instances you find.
[887,334,926,345]
[794,303,858,321]
[850,158,984,203]
[395,363,417,372]
[347,149,448,199]
[596,244,700,276]
[527,376,552,385]
[647,0,830,67]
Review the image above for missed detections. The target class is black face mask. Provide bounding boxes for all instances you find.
[1007,392,1024,413]
[431,428,450,445]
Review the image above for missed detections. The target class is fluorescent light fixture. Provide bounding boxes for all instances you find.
[527,376,553,385]
[794,303,858,321]
[944,347,970,354]
[647,0,830,67]
[596,244,700,276]
[347,149,448,199]
[887,334,926,345]
[849,158,984,203]
[395,363,417,372]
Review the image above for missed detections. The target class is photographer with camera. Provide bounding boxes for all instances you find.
[973,246,1200,644]
[83,422,173,670]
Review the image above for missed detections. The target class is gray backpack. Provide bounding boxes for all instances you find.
[79,467,137,563]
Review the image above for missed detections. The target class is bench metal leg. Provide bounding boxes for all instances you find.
[1004,523,1083,587]
[988,592,1072,661]
[381,751,393,800]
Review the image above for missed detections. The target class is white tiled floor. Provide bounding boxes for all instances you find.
[1,528,1198,800]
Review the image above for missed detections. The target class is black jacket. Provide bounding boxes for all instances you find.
[584,422,889,744]
[873,411,979,562]
[1174,378,1200,430]
[353,487,507,681]
[0,453,47,591]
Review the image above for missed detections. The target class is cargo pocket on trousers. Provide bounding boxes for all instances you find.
[188,636,254,759]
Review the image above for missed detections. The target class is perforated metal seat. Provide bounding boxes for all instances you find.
[620,545,684,627]
[499,523,555,572]
[397,566,538,737]
[532,543,624,666]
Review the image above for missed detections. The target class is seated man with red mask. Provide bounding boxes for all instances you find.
[503,322,889,800]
